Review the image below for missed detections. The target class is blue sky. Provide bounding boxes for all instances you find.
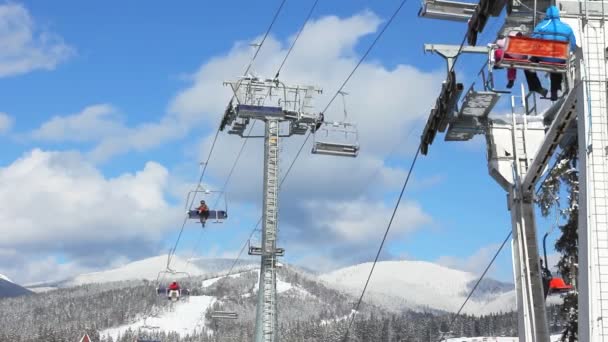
[0,0,563,284]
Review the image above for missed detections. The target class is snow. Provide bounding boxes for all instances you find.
[276,278,293,293]
[28,255,258,289]
[26,286,57,293]
[201,272,242,287]
[0,273,12,283]
[67,255,205,286]
[101,295,215,339]
[320,260,517,315]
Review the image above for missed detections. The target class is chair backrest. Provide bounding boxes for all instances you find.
[504,36,569,61]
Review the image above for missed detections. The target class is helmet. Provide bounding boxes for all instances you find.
[200,200,205,204]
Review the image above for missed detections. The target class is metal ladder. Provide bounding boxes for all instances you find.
[583,14,608,340]
[511,85,536,177]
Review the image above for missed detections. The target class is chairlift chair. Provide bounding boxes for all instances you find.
[489,32,571,72]
[136,321,161,342]
[185,187,228,224]
[155,270,192,302]
[541,232,574,298]
[210,311,238,320]
[311,91,360,158]
[488,31,573,99]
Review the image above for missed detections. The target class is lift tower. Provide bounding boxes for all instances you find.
[418,0,608,340]
[221,76,321,342]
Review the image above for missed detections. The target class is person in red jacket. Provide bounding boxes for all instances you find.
[197,200,210,227]
[168,281,180,291]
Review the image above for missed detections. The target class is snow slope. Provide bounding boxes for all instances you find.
[0,273,12,283]
[101,295,215,339]
[320,260,517,315]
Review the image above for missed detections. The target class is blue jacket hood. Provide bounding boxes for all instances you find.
[532,4,576,53]
[545,5,560,19]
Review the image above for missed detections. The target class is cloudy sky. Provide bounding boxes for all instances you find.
[0,1,561,284]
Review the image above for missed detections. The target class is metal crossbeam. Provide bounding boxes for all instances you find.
[424,44,490,72]
[520,84,579,194]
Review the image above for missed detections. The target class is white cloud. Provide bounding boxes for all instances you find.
[304,199,431,243]
[0,149,181,256]
[5,257,96,285]
[0,112,13,134]
[437,243,503,276]
[31,104,126,142]
[30,11,441,163]
[7,11,447,279]
[0,3,74,77]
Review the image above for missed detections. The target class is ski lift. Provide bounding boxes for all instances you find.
[155,269,191,302]
[185,187,228,225]
[247,237,284,256]
[541,229,574,298]
[311,91,360,158]
[210,311,238,320]
[136,319,161,342]
[489,32,571,74]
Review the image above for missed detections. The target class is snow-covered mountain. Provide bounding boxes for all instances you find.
[3,255,568,341]
[320,260,520,315]
[23,254,556,316]
[0,273,32,298]
[26,255,258,291]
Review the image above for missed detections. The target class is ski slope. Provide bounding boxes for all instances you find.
[101,295,215,339]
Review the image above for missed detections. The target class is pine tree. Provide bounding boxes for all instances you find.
[537,142,578,341]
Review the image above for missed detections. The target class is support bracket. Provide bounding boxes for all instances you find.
[424,44,490,72]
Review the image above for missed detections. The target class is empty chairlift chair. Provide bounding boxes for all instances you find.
[210,311,238,319]
[311,91,360,158]
[541,232,574,298]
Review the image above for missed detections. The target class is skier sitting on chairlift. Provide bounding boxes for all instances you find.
[168,281,180,292]
[523,5,577,101]
[494,31,523,89]
[197,200,209,227]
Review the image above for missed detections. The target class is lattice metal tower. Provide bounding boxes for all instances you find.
[220,76,321,342]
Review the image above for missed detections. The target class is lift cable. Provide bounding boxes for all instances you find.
[182,122,257,273]
[165,129,221,270]
[340,145,421,342]
[243,0,288,77]
[321,0,408,114]
[436,230,512,342]
[275,0,320,79]
[280,0,410,191]
[164,0,289,273]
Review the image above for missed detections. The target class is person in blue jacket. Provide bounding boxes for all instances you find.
[524,5,577,101]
